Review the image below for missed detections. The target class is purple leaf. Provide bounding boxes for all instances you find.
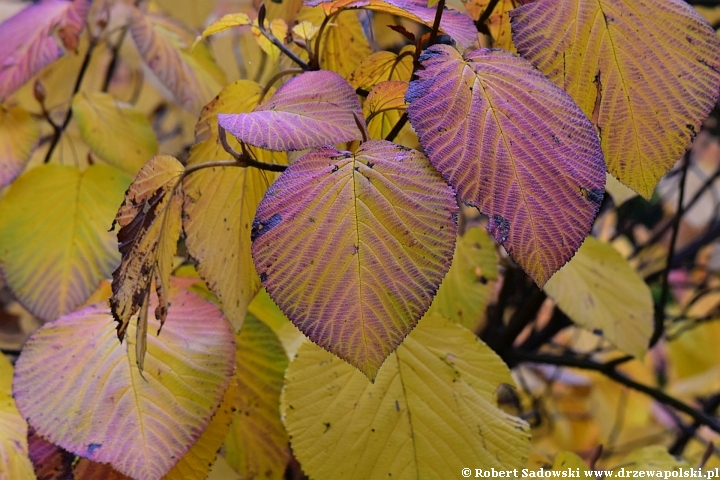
[406,46,606,286]
[305,0,478,48]
[0,0,90,101]
[219,71,364,151]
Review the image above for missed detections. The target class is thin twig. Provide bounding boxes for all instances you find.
[259,68,303,103]
[312,12,340,71]
[102,26,129,92]
[44,37,96,163]
[216,125,288,172]
[650,153,691,347]
[385,112,408,142]
[474,0,500,37]
[255,12,309,70]
[510,350,720,434]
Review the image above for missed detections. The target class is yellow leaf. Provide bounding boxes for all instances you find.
[668,320,720,379]
[224,315,290,480]
[512,0,720,198]
[544,237,653,358]
[0,355,34,480]
[292,21,320,42]
[363,80,409,141]
[611,445,690,472]
[164,380,237,480]
[281,314,530,478]
[193,13,252,50]
[551,451,588,472]
[349,46,414,91]
[297,7,371,78]
[428,227,498,329]
[0,106,39,189]
[0,164,131,321]
[462,0,518,51]
[111,155,184,360]
[248,289,306,358]
[184,80,287,330]
[72,92,158,176]
[252,19,289,61]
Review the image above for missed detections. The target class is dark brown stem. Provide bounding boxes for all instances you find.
[44,36,96,163]
[312,11,340,71]
[102,26,129,92]
[650,153,690,347]
[255,18,309,70]
[385,112,408,142]
[474,0,500,37]
[428,0,446,46]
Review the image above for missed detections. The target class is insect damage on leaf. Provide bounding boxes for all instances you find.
[110,155,184,370]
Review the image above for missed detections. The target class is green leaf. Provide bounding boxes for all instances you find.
[281,313,530,479]
[224,315,290,480]
[13,288,236,480]
[72,92,158,176]
[0,164,131,321]
[544,237,653,358]
[252,141,458,379]
[428,227,498,330]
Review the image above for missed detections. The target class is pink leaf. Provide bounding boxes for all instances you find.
[251,140,458,379]
[406,46,605,286]
[305,0,477,48]
[0,0,90,101]
[218,70,363,151]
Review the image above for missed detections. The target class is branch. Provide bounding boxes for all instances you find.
[44,36,96,163]
[509,350,720,434]
[256,5,309,70]
[474,0,500,37]
[651,152,690,347]
[102,26,129,92]
[216,125,288,173]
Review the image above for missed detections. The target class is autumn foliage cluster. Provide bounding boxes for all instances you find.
[1,0,720,478]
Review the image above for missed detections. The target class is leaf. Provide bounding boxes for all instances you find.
[281,313,530,478]
[406,45,606,286]
[428,227,498,329]
[72,92,158,176]
[0,106,39,189]
[163,380,237,480]
[218,70,363,151]
[462,0,518,51]
[252,140,458,379]
[544,237,653,358]
[296,7,372,78]
[551,451,588,472]
[307,0,478,48]
[251,19,289,61]
[224,315,290,480]
[0,0,90,101]
[13,289,236,480]
[364,80,409,140]
[348,46,415,91]
[611,445,690,472]
[0,164,131,321]
[129,9,224,113]
[292,21,320,42]
[248,289,306,358]
[185,80,287,330]
[193,13,251,47]
[511,0,720,198]
[0,354,34,480]
[111,155,184,347]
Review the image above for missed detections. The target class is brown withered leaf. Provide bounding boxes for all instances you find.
[110,155,184,370]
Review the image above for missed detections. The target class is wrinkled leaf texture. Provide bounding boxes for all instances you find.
[511,0,720,198]
[407,46,606,285]
[252,140,458,379]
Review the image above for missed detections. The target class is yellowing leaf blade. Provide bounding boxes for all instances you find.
[544,237,653,358]
[13,289,236,480]
[224,315,290,480]
[72,92,158,176]
[0,354,34,480]
[0,106,39,189]
[281,314,530,479]
[512,0,720,197]
[0,164,131,321]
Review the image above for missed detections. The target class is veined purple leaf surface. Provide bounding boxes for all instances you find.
[0,0,90,101]
[219,71,363,151]
[251,140,458,379]
[406,46,605,286]
[305,0,477,48]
